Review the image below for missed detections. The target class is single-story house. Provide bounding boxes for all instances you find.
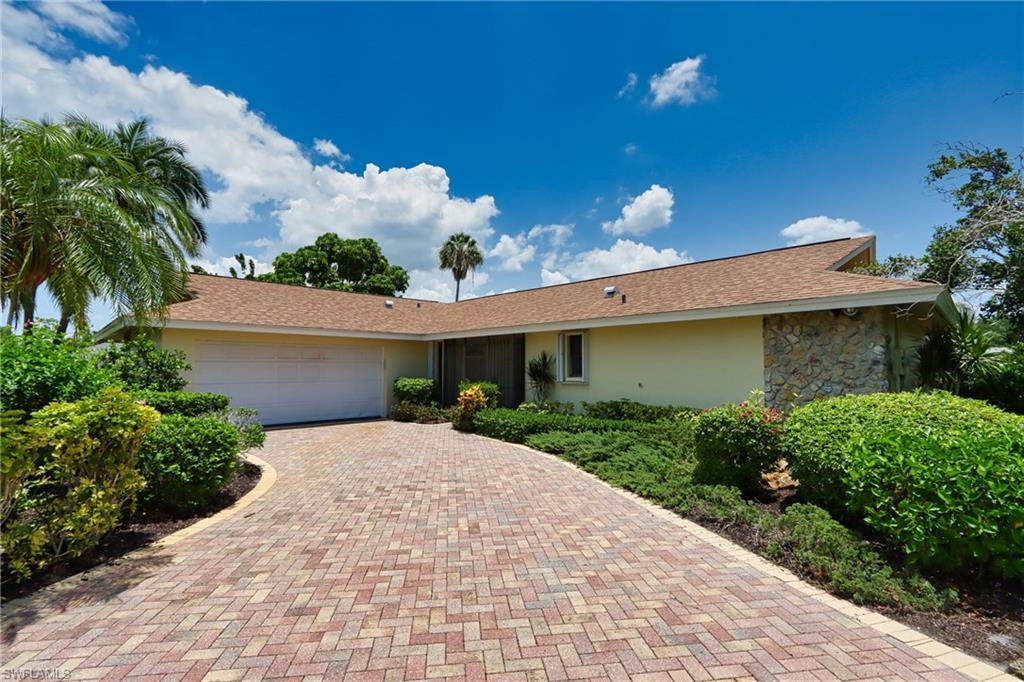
[97,236,952,425]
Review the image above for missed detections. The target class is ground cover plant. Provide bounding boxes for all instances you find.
[489,393,1023,666]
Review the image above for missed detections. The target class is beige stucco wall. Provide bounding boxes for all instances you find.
[157,328,429,413]
[523,316,765,409]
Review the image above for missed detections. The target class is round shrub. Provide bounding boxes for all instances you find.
[783,391,1019,513]
[1,323,118,414]
[134,390,231,416]
[137,414,241,513]
[393,377,436,405]
[692,401,786,491]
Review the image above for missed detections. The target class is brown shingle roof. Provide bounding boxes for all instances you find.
[151,237,941,338]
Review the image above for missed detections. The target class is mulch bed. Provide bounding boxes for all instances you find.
[1,460,262,602]
[697,488,1024,672]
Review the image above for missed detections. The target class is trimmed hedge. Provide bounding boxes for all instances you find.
[473,408,645,443]
[582,399,697,422]
[784,391,1024,577]
[393,377,435,405]
[134,390,231,417]
[847,426,1024,577]
[391,401,451,423]
[137,414,241,513]
[784,391,1019,512]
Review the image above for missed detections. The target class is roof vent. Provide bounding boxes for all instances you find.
[384,300,395,309]
[603,285,618,298]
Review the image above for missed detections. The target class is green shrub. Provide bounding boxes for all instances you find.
[1,411,36,527]
[764,504,955,611]
[390,401,451,423]
[137,414,241,513]
[215,407,266,451]
[784,391,1020,514]
[847,426,1024,577]
[0,323,118,414]
[1,388,158,579]
[474,408,644,443]
[134,390,231,416]
[517,400,575,415]
[582,399,697,422]
[693,401,786,491]
[96,336,190,391]
[393,377,436,405]
[458,380,500,407]
[969,342,1024,414]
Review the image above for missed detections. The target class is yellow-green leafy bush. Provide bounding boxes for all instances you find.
[1,389,158,579]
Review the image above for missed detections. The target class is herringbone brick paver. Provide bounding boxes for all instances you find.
[1,422,980,680]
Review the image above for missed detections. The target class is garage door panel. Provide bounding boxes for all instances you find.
[190,340,383,425]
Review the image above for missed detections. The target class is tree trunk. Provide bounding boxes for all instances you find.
[455,278,461,302]
[19,287,37,333]
[57,312,72,335]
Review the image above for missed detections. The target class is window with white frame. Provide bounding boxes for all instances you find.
[557,331,587,382]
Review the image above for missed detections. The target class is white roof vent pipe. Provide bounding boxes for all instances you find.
[384,300,395,309]
[603,285,617,298]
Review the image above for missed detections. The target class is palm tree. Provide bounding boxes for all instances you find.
[918,307,1008,393]
[1,115,208,333]
[438,232,483,302]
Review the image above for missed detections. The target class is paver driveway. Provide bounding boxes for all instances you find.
[2,421,981,681]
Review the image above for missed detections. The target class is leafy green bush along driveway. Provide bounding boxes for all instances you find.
[1,422,990,680]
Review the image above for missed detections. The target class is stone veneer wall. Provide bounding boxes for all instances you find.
[763,308,891,408]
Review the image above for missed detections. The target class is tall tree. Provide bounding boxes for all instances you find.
[438,232,483,302]
[1,116,208,333]
[920,145,1023,338]
[258,233,409,295]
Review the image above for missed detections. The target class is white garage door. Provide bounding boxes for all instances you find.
[190,340,383,425]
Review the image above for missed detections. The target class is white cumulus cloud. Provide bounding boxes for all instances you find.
[1,2,498,272]
[313,138,351,164]
[780,216,870,245]
[541,239,691,285]
[488,234,536,272]
[602,184,674,236]
[649,55,715,108]
[526,223,573,247]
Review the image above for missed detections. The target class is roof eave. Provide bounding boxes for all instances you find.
[421,284,948,340]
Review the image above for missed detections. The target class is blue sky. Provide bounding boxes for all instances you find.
[3,1,1022,328]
